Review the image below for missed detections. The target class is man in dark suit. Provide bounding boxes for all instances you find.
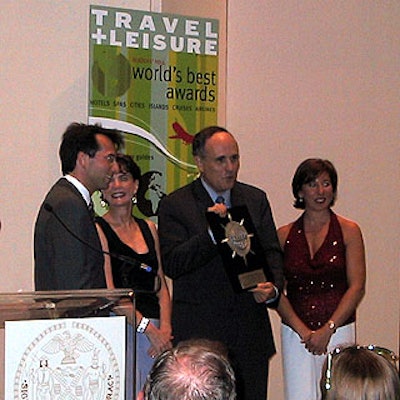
[158,126,284,400]
[34,122,123,290]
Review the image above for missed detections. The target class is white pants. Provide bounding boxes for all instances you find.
[281,322,355,400]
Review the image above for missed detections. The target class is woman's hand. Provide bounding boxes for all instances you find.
[302,326,332,355]
[145,323,173,358]
[298,327,314,344]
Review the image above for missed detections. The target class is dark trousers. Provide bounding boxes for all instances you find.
[230,346,270,400]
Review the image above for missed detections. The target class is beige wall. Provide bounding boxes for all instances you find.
[0,1,399,400]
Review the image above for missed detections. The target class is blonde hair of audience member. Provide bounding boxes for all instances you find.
[142,339,236,400]
[321,346,400,400]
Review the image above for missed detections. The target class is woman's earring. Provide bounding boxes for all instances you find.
[132,195,137,205]
[100,192,108,208]
[298,197,304,204]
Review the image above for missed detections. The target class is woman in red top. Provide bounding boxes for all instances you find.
[277,158,366,400]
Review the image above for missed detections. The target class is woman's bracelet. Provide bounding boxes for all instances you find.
[136,317,150,334]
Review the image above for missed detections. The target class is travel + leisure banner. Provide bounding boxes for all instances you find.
[89,6,219,219]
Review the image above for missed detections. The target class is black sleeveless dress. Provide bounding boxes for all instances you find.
[96,216,160,318]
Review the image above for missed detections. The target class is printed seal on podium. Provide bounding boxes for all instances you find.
[7,317,124,399]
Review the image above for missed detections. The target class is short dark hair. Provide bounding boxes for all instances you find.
[59,122,123,175]
[292,158,338,209]
[115,154,141,180]
[143,339,236,400]
[192,126,229,158]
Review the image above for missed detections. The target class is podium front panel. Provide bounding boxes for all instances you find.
[0,289,135,400]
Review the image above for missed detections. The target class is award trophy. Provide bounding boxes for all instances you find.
[206,205,273,293]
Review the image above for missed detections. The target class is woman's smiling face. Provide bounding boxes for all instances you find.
[102,169,139,208]
[299,171,334,210]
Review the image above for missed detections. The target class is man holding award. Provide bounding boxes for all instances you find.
[158,126,284,400]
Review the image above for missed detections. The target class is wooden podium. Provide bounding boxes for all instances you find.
[0,289,135,399]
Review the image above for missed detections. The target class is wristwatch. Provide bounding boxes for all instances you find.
[328,320,336,332]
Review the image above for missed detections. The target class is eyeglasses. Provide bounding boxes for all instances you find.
[324,345,399,391]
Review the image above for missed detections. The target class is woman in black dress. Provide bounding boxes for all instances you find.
[96,154,172,397]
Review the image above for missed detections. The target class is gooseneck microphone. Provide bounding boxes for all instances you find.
[44,202,152,273]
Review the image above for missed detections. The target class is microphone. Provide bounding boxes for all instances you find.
[43,202,152,273]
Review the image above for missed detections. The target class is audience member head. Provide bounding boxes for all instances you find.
[142,339,236,400]
[292,158,338,209]
[192,126,239,193]
[321,345,400,400]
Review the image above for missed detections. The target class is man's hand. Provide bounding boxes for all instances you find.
[207,203,228,218]
[250,282,277,303]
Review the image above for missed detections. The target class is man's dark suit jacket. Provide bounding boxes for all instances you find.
[34,178,105,290]
[158,178,284,399]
